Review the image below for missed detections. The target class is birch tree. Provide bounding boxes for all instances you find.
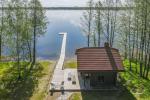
[29,0,47,65]
[95,1,103,47]
[81,0,94,47]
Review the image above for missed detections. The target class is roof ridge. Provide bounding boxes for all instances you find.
[105,46,118,70]
[76,47,119,54]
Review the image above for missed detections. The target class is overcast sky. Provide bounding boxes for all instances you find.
[0,0,126,7]
[39,0,100,7]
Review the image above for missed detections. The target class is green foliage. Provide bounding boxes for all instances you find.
[0,0,48,62]
[120,60,150,100]
[0,61,53,100]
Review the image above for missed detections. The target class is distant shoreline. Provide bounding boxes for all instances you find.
[0,56,76,62]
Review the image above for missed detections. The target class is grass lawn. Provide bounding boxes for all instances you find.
[69,90,136,100]
[64,60,77,69]
[0,61,55,100]
[120,60,150,100]
[67,60,150,100]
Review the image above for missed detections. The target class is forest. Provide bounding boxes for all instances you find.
[0,0,49,99]
[0,0,47,79]
[0,0,150,100]
[81,0,150,79]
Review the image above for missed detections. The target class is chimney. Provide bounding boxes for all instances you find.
[104,42,109,48]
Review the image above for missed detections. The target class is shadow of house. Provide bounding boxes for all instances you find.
[75,43,124,90]
[80,85,136,100]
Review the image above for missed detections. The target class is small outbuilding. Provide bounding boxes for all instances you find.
[75,43,124,88]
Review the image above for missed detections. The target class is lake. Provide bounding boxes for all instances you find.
[37,10,87,60]
[2,9,122,60]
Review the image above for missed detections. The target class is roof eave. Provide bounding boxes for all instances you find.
[77,69,125,72]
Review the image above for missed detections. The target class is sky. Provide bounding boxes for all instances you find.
[39,0,99,7]
[39,0,126,7]
[0,0,126,7]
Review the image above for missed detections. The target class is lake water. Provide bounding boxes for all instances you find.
[2,10,122,60]
[37,11,87,60]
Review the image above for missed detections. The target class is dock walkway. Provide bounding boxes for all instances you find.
[50,32,67,90]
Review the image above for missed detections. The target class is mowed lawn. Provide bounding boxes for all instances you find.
[64,60,77,69]
[65,60,150,100]
[0,61,55,100]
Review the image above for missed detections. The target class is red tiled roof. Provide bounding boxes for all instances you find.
[75,47,124,72]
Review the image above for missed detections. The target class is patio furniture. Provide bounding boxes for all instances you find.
[50,83,55,91]
[72,75,76,84]
[68,72,72,81]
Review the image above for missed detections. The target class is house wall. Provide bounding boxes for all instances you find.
[80,72,117,87]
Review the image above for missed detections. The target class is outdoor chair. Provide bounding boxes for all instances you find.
[68,72,72,81]
[72,75,76,84]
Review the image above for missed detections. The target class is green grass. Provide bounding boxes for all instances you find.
[120,60,150,100]
[0,61,54,100]
[67,60,150,100]
[69,90,136,100]
[69,93,82,100]
[30,61,55,100]
[64,60,77,69]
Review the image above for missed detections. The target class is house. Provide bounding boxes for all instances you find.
[75,43,124,88]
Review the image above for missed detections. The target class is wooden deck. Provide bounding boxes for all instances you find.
[50,32,67,90]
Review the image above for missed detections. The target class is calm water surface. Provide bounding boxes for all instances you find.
[37,11,87,60]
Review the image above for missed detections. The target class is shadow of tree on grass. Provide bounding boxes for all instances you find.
[0,62,45,100]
